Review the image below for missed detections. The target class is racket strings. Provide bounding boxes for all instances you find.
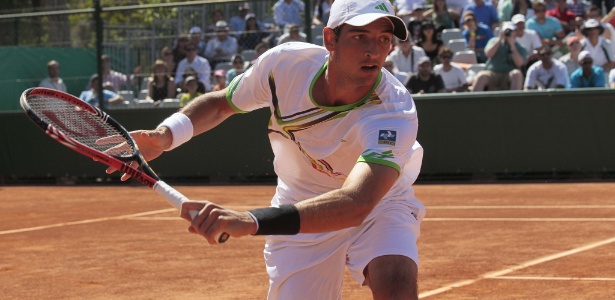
[26,95,135,157]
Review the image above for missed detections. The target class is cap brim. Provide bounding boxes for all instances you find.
[344,13,408,41]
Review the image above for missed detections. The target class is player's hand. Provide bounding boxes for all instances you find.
[104,129,170,180]
[181,200,258,245]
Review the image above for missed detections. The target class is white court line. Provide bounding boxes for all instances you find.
[425,218,615,222]
[495,276,615,281]
[419,235,615,298]
[0,208,175,236]
[429,205,615,209]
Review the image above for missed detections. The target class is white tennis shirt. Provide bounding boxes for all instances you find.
[227,42,425,230]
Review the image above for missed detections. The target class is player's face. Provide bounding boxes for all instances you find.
[330,19,394,85]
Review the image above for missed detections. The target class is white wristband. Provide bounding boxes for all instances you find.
[156,112,193,151]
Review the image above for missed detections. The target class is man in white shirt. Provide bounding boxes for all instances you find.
[580,19,615,73]
[524,45,569,89]
[273,0,305,29]
[204,21,239,68]
[433,48,469,92]
[386,37,427,74]
[512,14,543,58]
[39,60,67,92]
[175,42,212,91]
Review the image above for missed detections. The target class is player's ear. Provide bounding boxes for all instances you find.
[323,27,336,51]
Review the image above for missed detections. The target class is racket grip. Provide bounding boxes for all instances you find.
[155,181,229,243]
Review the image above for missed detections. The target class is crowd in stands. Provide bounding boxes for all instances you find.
[39,0,615,109]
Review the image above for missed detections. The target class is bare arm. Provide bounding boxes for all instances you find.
[484,37,502,58]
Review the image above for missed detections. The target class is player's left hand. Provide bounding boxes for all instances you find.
[181,200,257,244]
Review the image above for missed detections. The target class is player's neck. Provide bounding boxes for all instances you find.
[313,67,372,107]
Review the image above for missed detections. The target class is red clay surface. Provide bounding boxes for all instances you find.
[1,183,615,299]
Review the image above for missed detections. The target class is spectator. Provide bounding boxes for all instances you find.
[226,54,246,85]
[472,22,527,91]
[229,2,252,37]
[591,0,614,14]
[567,0,589,17]
[172,34,190,68]
[79,74,124,108]
[147,60,176,104]
[387,37,428,74]
[423,0,457,32]
[204,21,239,68]
[546,0,577,33]
[312,0,334,26]
[588,5,615,53]
[498,0,535,22]
[100,54,130,92]
[277,24,307,45]
[179,76,202,108]
[524,45,569,89]
[384,57,409,84]
[609,67,615,87]
[461,0,500,29]
[39,60,67,92]
[407,4,427,43]
[176,42,212,92]
[251,42,271,64]
[212,69,228,91]
[462,12,494,63]
[180,67,206,94]
[273,0,305,30]
[448,0,472,13]
[189,26,206,57]
[580,19,615,73]
[417,20,444,63]
[206,10,226,39]
[405,56,446,94]
[559,35,583,74]
[433,47,469,92]
[161,46,177,75]
[570,50,606,87]
[512,14,543,73]
[239,13,273,51]
[394,0,427,24]
[526,0,566,50]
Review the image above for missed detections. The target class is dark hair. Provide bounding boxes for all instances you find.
[438,47,453,57]
[332,24,345,42]
[419,21,440,43]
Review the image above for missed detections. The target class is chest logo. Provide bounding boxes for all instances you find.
[378,130,397,146]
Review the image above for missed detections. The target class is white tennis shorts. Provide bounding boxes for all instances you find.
[262,202,425,300]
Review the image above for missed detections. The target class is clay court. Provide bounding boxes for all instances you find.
[1,182,615,299]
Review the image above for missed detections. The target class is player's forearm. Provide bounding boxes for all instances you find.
[180,89,236,136]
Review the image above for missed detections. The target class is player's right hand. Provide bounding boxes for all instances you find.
[105,129,169,180]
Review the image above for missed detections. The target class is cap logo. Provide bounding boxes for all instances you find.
[375,3,389,13]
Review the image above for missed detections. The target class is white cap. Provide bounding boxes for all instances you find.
[502,21,516,31]
[511,14,525,24]
[189,26,202,34]
[417,56,431,65]
[578,50,592,62]
[327,0,408,41]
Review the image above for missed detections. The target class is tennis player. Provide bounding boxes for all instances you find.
[125,0,426,298]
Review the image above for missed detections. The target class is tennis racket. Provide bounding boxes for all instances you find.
[20,87,229,243]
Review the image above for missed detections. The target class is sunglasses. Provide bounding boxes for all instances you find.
[534,9,546,12]
[440,55,452,59]
[582,60,593,65]
[186,48,197,51]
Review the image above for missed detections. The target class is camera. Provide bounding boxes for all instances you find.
[504,29,512,37]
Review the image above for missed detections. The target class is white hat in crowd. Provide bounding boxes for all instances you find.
[189,26,202,34]
[511,14,525,24]
[578,50,593,63]
[327,0,408,41]
[502,21,516,31]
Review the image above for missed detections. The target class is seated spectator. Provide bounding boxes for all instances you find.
[498,0,535,22]
[172,34,190,69]
[239,13,273,51]
[512,14,543,73]
[387,37,428,74]
[312,0,334,26]
[559,35,583,75]
[205,10,226,39]
[180,67,206,94]
[417,20,444,63]
[251,42,271,65]
[570,50,606,87]
[179,76,202,107]
[546,0,577,33]
[146,60,176,104]
[39,60,67,92]
[189,26,206,57]
[79,74,124,108]
[609,68,615,87]
[384,57,409,84]
[423,0,456,33]
[204,21,239,68]
[407,4,427,42]
[580,19,615,73]
[277,24,307,45]
[587,5,615,54]
[462,12,494,63]
[229,2,252,37]
[226,54,246,85]
[526,0,566,51]
[175,42,212,92]
[433,48,469,92]
[472,22,527,91]
[405,56,446,94]
[461,0,500,30]
[212,69,228,91]
[566,0,589,17]
[524,45,569,89]
[101,54,138,92]
[273,0,305,30]
[161,46,177,74]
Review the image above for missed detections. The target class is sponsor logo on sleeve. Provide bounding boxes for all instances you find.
[378,130,397,146]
